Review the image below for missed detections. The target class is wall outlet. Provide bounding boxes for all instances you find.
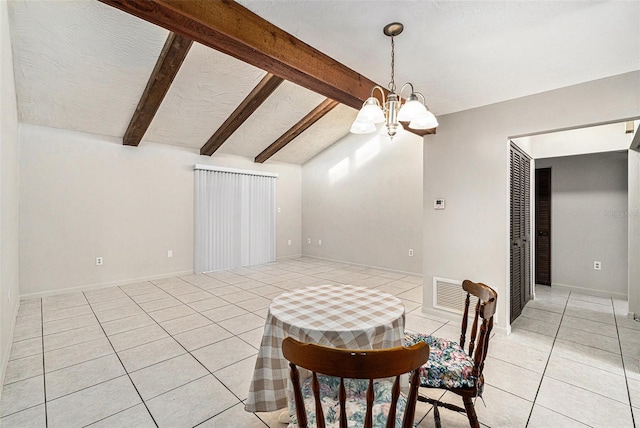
[277,207,281,213]
[167,250,173,258]
[593,261,601,270]
[408,249,414,257]
[96,257,103,266]
[287,240,292,246]
[318,239,322,246]
[307,238,311,244]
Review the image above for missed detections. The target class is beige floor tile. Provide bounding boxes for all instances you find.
[176,290,215,303]
[405,313,448,335]
[192,337,257,372]
[129,354,208,400]
[0,376,44,417]
[488,335,549,373]
[43,314,98,336]
[472,384,532,427]
[3,354,43,385]
[94,305,145,323]
[527,405,590,427]
[214,355,258,400]
[396,287,423,303]
[100,313,155,336]
[560,314,618,337]
[202,402,272,427]
[511,316,559,337]
[201,304,249,322]
[84,288,128,304]
[0,404,46,428]
[238,326,266,349]
[217,313,267,335]
[42,305,92,323]
[9,338,42,361]
[46,375,141,428]
[483,356,542,401]
[628,377,640,408]
[564,306,615,325]
[536,377,633,427]
[118,281,158,296]
[107,324,170,352]
[186,296,229,312]
[130,290,171,304]
[45,354,125,400]
[148,304,196,323]
[89,297,135,313]
[43,324,106,352]
[234,296,272,312]
[145,375,239,428]
[498,328,554,354]
[86,404,155,428]
[556,325,620,354]
[173,323,233,351]
[159,313,212,335]
[44,337,113,373]
[138,297,182,313]
[117,337,185,373]
[545,354,628,403]
[520,306,563,324]
[552,339,623,375]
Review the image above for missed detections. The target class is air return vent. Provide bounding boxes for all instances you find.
[433,277,478,314]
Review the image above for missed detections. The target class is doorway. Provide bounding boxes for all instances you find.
[535,168,552,285]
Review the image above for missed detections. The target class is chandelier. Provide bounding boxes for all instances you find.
[350,22,438,138]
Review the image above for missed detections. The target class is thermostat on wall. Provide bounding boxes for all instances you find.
[434,198,445,210]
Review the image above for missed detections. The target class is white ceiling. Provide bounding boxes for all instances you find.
[8,0,640,164]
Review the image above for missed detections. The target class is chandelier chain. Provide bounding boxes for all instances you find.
[389,36,396,92]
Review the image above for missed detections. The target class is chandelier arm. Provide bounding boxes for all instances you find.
[370,85,386,106]
[399,83,415,99]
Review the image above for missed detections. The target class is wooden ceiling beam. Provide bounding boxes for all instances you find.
[201,73,284,156]
[123,32,192,146]
[255,99,339,164]
[98,0,375,111]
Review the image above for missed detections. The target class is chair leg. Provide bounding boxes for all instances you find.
[462,396,480,428]
[433,402,441,428]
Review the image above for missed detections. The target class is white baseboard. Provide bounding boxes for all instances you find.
[20,270,193,300]
[551,282,627,300]
[301,254,421,277]
[0,296,20,404]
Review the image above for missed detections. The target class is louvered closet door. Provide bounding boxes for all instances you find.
[510,143,532,322]
[535,168,552,285]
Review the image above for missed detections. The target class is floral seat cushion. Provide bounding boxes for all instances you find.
[403,332,479,391]
[288,375,415,428]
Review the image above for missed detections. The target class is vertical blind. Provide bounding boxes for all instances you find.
[194,165,277,274]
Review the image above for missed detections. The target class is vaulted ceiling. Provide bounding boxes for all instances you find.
[7,1,640,164]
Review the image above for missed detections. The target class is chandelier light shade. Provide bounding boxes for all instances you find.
[350,22,438,138]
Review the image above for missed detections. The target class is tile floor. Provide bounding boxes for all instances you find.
[1,257,638,427]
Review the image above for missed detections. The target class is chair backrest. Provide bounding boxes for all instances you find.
[282,337,430,428]
[459,279,498,387]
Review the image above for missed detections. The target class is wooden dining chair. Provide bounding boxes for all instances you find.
[281,337,430,428]
[404,279,497,428]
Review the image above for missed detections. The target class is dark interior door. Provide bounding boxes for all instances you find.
[535,168,552,285]
[510,143,532,322]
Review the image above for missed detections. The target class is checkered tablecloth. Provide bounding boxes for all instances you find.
[245,284,405,412]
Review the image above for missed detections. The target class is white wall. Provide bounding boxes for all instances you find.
[629,148,640,317]
[0,0,21,395]
[423,71,640,330]
[302,131,423,274]
[19,124,301,296]
[537,152,628,297]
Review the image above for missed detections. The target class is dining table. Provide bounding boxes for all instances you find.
[244,283,406,413]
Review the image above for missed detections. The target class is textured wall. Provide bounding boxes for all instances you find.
[302,131,423,274]
[19,125,301,296]
[1,0,21,397]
